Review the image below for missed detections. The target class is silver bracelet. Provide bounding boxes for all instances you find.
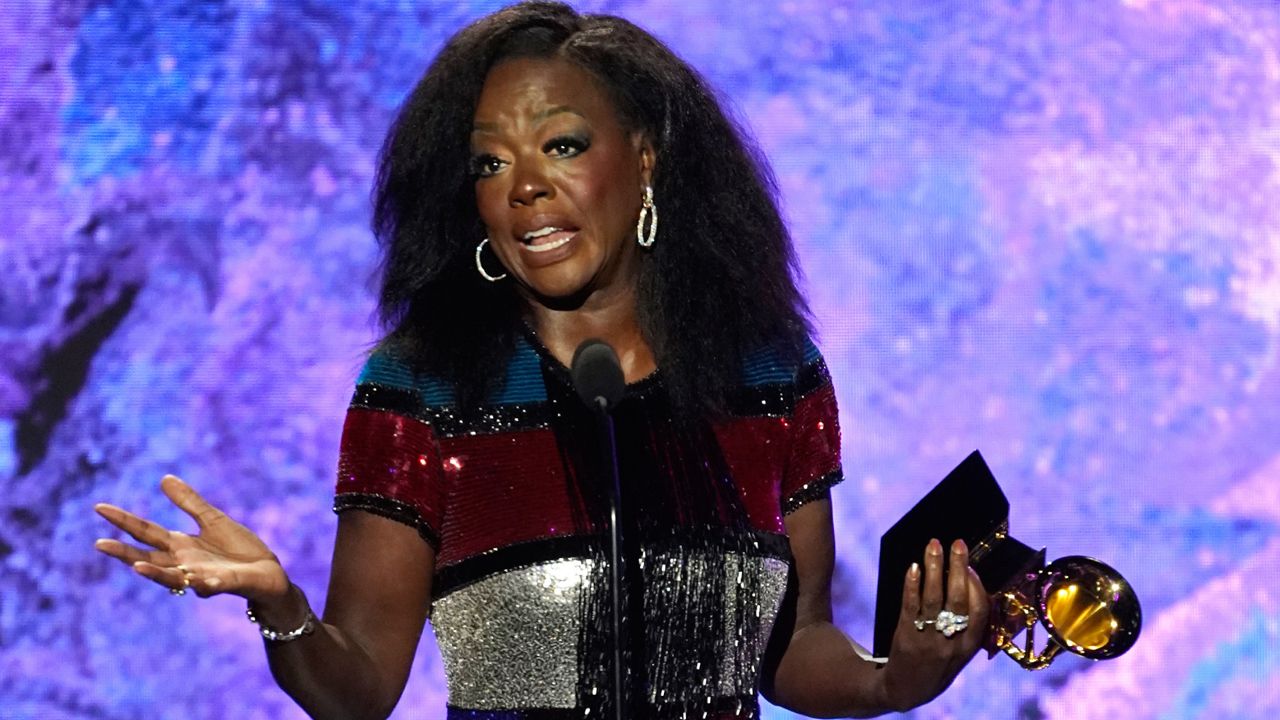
[245,601,318,644]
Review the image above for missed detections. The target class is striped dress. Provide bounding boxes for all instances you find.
[334,330,843,719]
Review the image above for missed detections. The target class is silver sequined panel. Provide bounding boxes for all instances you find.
[643,552,791,703]
[728,556,790,692]
[432,558,596,709]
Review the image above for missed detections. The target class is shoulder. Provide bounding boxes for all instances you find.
[353,334,550,413]
[739,335,830,394]
[353,339,456,410]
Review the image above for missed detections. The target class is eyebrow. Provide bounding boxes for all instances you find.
[472,105,586,133]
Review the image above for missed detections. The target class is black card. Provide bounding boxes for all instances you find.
[872,450,1024,658]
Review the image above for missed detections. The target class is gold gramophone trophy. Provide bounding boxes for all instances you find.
[873,452,1142,669]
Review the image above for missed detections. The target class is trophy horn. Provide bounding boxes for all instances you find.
[987,555,1142,670]
[873,452,1143,671]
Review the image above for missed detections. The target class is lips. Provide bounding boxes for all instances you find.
[515,215,579,240]
[523,229,577,253]
[513,216,581,260]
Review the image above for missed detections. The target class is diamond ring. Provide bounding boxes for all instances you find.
[935,609,969,637]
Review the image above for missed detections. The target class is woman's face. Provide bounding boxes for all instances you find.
[470,56,653,306]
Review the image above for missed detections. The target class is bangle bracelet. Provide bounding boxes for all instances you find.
[245,601,318,644]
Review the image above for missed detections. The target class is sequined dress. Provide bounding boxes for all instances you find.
[333,331,843,719]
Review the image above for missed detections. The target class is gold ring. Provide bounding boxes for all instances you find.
[171,564,194,595]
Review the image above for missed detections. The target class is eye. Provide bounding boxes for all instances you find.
[469,154,506,178]
[544,135,590,158]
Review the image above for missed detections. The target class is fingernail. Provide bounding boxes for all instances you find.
[909,562,920,579]
[952,539,967,555]
[928,539,942,555]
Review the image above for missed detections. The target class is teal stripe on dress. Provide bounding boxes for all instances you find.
[740,348,792,386]
[417,375,456,406]
[358,349,416,390]
[740,337,825,387]
[801,336,821,364]
[358,347,455,406]
[491,337,548,405]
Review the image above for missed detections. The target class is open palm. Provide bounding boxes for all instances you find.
[95,474,289,603]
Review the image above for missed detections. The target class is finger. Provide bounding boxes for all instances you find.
[132,560,193,592]
[945,539,970,615]
[899,561,922,621]
[94,538,168,567]
[174,563,228,598]
[134,559,230,598]
[160,475,225,531]
[965,567,989,628]
[952,568,991,656]
[920,538,945,618]
[94,503,174,550]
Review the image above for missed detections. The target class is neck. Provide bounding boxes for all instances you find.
[526,285,656,384]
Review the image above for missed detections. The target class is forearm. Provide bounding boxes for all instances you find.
[255,586,402,720]
[766,621,896,719]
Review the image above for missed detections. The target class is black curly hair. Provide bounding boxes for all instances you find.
[372,1,810,416]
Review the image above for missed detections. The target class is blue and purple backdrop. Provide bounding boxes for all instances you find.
[2,0,1278,718]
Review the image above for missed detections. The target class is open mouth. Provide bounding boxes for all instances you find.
[520,225,579,253]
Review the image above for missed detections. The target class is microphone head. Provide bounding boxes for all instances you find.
[570,339,626,411]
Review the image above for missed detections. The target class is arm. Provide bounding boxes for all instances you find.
[258,511,433,719]
[95,476,433,720]
[761,497,887,717]
[761,496,988,718]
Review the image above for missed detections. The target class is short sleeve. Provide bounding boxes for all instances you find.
[780,341,844,514]
[333,347,446,548]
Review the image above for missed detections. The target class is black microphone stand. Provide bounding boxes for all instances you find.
[587,395,628,720]
[571,339,629,720]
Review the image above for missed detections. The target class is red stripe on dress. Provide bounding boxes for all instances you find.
[435,428,595,568]
[712,416,791,534]
[335,408,445,535]
[781,381,842,502]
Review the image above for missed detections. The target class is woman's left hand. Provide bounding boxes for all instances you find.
[880,537,990,712]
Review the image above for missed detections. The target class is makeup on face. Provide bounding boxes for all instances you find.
[469,57,650,305]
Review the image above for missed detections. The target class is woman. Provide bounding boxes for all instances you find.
[94,3,988,718]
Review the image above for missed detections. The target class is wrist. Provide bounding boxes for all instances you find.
[243,559,292,607]
[246,584,317,644]
[873,662,911,714]
[247,582,308,629]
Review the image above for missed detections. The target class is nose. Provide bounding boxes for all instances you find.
[507,160,553,207]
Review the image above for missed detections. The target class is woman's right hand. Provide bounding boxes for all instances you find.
[94,474,291,605]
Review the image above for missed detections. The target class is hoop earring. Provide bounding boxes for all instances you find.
[475,238,507,282]
[636,185,657,248]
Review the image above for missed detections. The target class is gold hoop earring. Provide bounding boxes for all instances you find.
[636,185,657,248]
[475,238,507,282]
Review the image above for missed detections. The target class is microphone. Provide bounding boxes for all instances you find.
[569,338,628,719]
[570,339,626,412]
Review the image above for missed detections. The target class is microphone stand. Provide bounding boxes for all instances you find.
[588,395,628,720]
[572,338,629,719]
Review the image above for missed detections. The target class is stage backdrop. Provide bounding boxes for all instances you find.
[2,0,1278,718]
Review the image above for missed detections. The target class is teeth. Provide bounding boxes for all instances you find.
[523,226,562,240]
[523,235,573,253]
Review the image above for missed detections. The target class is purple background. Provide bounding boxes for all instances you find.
[2,1,1278,718]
